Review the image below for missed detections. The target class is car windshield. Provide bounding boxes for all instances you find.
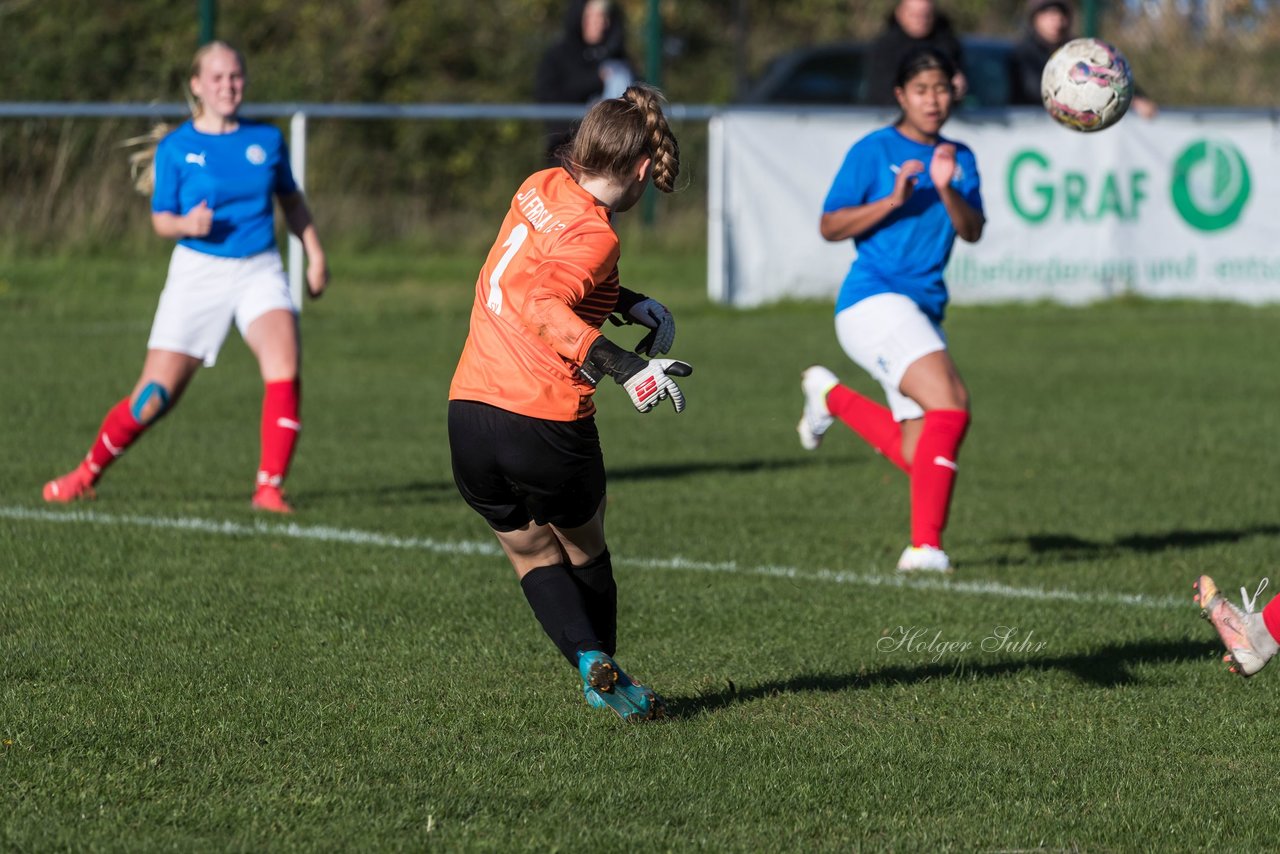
[774,52,866,104]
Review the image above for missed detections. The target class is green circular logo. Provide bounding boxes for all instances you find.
[1171,140,1251,232]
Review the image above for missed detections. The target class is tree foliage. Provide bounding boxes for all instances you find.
[2,0,1278,249]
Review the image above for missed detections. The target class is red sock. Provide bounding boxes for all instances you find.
[909,409,970,549]
[1263,595,1280,645]
[84,398,148,480]
[258,379,301,489]
[826,385,909,473]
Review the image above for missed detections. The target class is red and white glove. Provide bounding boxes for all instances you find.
[580,338,693,414]
[622,359,693,413]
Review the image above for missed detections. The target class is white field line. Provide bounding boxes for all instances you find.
[0,505,1184,610]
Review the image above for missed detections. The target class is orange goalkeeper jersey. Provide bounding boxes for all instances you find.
[449,168,621,421]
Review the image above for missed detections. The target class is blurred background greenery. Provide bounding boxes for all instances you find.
[3,0,1277,252]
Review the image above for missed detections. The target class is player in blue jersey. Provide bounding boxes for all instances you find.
[42,42,328,513]
[797,47,985,573]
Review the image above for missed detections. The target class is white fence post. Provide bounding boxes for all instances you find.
[706,114,727,304]
[288,109,308,309]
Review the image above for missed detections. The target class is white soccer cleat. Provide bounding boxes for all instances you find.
[897,545,952,574]
[797,365,839,451]
[1194,575,1278,677]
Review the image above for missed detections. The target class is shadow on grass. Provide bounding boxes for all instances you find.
[235,480,459,509]
[666,638,1220,718]
[608,453,863,483]
[974,525,1280,568]
[236,457,855,506]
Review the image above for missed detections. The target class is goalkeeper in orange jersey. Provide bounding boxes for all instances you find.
[447,83,690,720]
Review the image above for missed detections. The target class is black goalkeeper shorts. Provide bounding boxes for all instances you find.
[448,399,606,532]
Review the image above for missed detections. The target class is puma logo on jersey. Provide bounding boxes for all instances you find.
[185,152,206,167]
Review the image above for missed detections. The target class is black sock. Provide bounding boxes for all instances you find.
[568,550,617,656]
[520,564,603,666]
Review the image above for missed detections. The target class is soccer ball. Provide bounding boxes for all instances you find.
[1040,38,1134,132]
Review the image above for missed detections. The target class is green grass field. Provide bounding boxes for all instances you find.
[3,247,1279,851]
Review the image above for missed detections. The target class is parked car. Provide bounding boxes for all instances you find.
[740,35,1018,109]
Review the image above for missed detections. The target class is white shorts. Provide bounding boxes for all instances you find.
[835,292,947,422]
[148,245,296,367]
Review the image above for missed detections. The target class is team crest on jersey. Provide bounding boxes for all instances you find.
[185,152,206,167]
[245,144,267,165]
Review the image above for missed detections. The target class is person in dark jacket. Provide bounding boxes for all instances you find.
[534,0,636,164]
[1012,0,1157,116]
[1011,0,1071,104]
[865,0,967,106]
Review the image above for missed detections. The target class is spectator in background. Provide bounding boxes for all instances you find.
[534,0,636,164]
[1012,0,1158,117]
[866,0,967,106]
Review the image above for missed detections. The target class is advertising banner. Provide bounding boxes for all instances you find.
[708,108,1279,307]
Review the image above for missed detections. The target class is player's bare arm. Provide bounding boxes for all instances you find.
[151,202,213,240]
[820,160,924,242]
[279,191,329,298]
[930,144,983,243]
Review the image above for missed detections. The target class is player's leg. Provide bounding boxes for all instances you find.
[805,294,928,470]
[238,250,302,512]
[548,498,616,655]
[243,308,301,513]
[492,519,609,663]
[45,246,231,503]
[544,505,663,719]
[1194,575,1280,676]
[448,401,607,663]
[448,400,660,719]
[897,349,970,572]
[517,425,663,719]
[43,349,201,502]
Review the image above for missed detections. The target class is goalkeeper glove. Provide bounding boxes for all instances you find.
[613,289,675,356]
[579,337,693,414]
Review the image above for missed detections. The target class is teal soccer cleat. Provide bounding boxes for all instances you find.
[578,651,667,721]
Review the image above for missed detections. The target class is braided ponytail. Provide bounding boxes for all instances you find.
[621,84,679,192]
[565,82,681,194]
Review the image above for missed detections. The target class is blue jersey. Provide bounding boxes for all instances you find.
[152,120,298,259]
[823,125,983,322]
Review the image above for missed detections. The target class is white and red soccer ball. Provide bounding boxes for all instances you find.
[1041,37,1134,132]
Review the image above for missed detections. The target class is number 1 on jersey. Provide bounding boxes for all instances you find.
[486,223,530,315]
